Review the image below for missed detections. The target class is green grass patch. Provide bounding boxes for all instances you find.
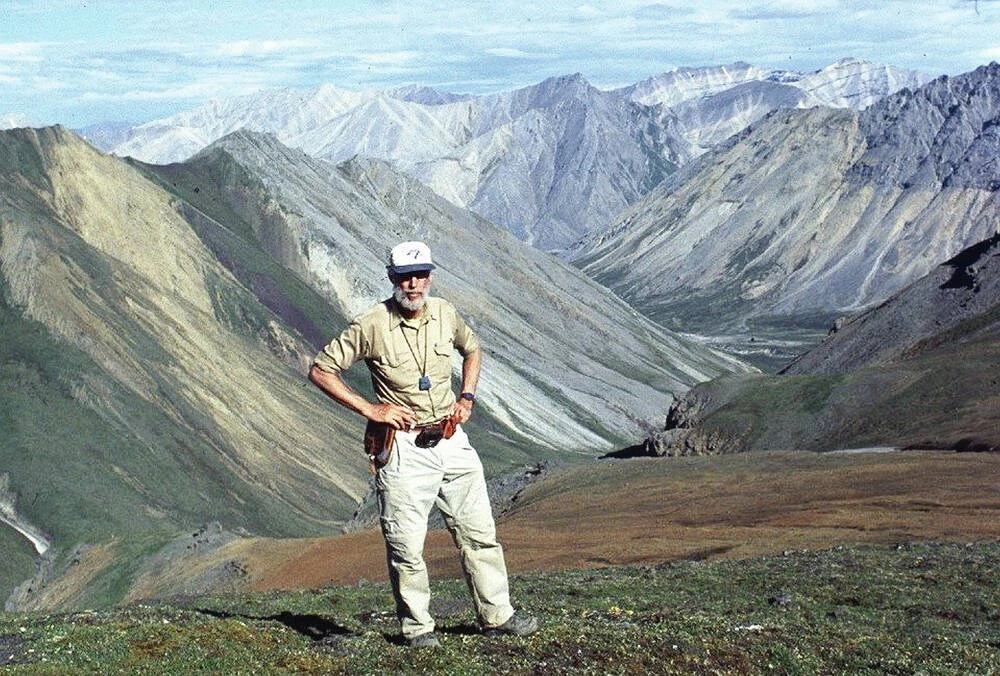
[2,541,997,673]
[692,373,844,450]
[0,528,36,601]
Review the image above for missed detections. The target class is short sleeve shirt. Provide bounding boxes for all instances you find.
[313,296,480,424]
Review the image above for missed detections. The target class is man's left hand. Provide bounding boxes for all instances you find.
[452,398,474,424]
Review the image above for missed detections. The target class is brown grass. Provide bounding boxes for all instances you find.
[231,450,1000,592]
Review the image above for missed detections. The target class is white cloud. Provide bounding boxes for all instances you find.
[485,48,537,59]
[31,76,68,92]
[575,5,603,17]
[0,42,48,61]
[980,45,1000,61]
[214,39,321,58]
[79,81,239,102]
[359,51,422,66]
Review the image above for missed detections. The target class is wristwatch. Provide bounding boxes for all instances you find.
[459,392,476,404]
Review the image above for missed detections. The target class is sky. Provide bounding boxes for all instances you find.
[2,0,999,128]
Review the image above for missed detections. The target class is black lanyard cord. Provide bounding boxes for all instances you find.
[400,321,428,376]
[400,321,437,417]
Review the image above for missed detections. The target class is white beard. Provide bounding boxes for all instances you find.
[393,285,427,313]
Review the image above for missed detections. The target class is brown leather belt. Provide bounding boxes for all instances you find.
[413,419,448,431]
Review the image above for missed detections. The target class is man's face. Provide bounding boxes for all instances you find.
[392,270,432,312]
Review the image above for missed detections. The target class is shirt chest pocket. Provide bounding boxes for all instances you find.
[368,352,415,393]
[366,343,405,387]
[426,340,455,381]
[433,340,455,358]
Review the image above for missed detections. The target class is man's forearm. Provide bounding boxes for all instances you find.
[461,348,482,394]
[309,364,417,429]
[308,364,374,418]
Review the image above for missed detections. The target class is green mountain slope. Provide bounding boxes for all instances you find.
[0,127,369,607]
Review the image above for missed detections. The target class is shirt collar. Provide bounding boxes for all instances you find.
[389,297,436,328]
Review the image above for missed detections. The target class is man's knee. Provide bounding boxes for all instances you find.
[448,519,500,551]
[383,527,428,565]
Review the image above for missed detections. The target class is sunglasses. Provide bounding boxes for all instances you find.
[392,270,431,281]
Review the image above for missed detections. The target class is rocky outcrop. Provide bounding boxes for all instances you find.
[643,392,750,457]
[644,427,749,457]
[124,524,248,601]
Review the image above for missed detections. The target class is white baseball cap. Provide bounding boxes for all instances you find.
[387,241,436,275]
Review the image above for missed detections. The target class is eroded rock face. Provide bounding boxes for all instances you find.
[783,230,1000,375]
[852,63,1000,191]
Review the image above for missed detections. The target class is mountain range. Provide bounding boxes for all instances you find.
[574,63,1000,365]
[85,59,930,252]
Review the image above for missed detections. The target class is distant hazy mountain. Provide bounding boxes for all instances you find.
[101,60,928,252]
[574,63,1000,363]
[74,120,136,151]
[0,125,750,609]
[109,75,682,251]
[652,229,1000,456]
[622,58,930,158]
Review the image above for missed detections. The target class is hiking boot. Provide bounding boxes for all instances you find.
[484,612,540,637]
[407,632,441,648]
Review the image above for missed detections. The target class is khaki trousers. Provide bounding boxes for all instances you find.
[376,425,514,638]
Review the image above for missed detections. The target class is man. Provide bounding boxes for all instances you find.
[309,240,539,648]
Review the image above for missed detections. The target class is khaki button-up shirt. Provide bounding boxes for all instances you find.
[313,296,480,424]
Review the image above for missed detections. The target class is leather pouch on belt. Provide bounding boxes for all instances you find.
[442,415,458,440]
[363,420,395,471]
